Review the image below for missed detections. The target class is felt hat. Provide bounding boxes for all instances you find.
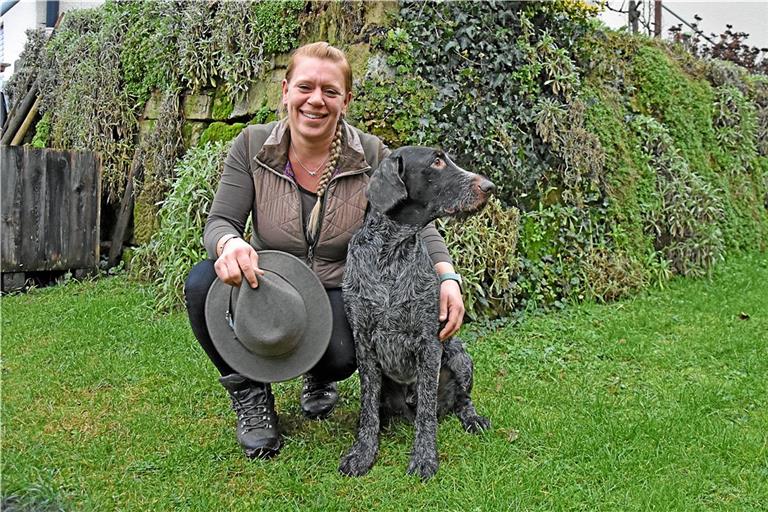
[204,250,332,383]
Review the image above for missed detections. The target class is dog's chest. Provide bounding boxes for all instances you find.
[344,226,441,383]
[347,235,439,319]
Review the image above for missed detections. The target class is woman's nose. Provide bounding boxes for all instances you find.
[307,87,323,105]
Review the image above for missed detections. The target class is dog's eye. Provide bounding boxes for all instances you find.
[432,157,446,169]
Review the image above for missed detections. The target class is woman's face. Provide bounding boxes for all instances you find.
[282,56,352,144]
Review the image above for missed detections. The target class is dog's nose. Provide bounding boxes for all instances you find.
[479,179,496,194]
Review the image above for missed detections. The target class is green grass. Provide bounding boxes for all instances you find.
[2,253,767,511]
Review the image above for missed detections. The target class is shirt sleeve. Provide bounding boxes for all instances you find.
[203,129,254,258]
[422,223,453,266]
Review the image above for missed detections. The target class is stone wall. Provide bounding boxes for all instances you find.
[132,1,395,245]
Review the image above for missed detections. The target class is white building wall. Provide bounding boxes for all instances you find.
[1,0,104,90]
[1,1,45,84]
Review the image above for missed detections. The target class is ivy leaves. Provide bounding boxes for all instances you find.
[398,0,588,208]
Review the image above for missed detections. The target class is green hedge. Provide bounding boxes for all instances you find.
[12,1,766,317]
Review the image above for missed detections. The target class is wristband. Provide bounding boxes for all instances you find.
[217,234,239,255]
[439,272,462,289]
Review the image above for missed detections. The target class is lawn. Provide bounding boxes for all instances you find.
[2,253,767,511]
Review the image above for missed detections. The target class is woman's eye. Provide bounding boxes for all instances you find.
[297,84,312,92]
[324,89,340,97]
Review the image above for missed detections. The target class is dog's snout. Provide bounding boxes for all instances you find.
[479,179,496,194]
[473,177,495,196]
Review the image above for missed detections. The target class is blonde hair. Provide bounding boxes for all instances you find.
[285,42,353,94]
[305,122,344,243]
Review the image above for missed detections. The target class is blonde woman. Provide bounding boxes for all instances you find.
[184,42,465,459]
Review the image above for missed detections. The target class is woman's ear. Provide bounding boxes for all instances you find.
[281,79,289,106]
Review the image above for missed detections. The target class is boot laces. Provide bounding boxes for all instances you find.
[303,376,334,397]
[231,389,273,432]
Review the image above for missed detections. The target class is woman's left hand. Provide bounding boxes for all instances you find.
[438,279,465,341]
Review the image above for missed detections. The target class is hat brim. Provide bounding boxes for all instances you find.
[205,250,332,383]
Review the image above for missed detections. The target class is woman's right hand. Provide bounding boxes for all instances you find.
[214,237,265,288]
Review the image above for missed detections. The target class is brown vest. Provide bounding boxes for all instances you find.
[246,121,385,287]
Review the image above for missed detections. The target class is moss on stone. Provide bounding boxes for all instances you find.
[345,43,371,84]
[249,105,278,125]
[133,192,160,246]
[212,90,235,120]
[198,122,247,147]
[181,122,208,149]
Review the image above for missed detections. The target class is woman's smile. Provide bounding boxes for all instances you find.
[300,110,329,120]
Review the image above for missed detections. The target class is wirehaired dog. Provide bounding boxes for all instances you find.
[340,146,494,480]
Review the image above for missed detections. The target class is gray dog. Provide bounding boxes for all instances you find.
[340,146,495,480]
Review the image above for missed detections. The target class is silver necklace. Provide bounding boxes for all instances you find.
[290,146,329,177]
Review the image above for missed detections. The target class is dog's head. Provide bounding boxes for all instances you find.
[367,146,495,226]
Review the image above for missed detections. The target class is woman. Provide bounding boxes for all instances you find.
[184,42,465,459]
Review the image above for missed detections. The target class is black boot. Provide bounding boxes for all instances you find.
[219,374,281,459]
[301,374,338,420]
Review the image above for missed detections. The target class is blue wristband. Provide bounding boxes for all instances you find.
[439,272,462,289]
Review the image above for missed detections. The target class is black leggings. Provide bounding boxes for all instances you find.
[184,260,357,384]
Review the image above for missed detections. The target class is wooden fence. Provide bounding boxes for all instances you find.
[1,146,101,290]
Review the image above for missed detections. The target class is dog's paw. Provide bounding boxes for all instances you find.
[462,414,491,434]
[339,445,376,477]
[406,454,439,481]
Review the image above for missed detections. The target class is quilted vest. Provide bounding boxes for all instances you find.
[246,120,385,287]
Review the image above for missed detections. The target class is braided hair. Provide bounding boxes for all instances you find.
[306,121,344,244]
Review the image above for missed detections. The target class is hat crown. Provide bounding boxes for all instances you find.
[233,273,306,358]
[205,250,332,383]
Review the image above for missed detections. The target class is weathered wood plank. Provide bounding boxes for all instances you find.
[69,151,87,266]
[46,150,69,268]
[72,150,100,268]
[94,153,102,264]
[20,148,46,269]
[0,146,100,273]
[1,146,23,270]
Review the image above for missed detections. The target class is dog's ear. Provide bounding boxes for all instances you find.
[367,154,406,213]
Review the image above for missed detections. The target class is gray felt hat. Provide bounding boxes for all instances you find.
[204,250,332,383]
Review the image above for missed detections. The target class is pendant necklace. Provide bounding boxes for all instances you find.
[290,146,329,177]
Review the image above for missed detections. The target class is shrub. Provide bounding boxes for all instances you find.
[131,142,231,311]
[631,115,725,276]
[439,197,520,319]
[30,112,51,149]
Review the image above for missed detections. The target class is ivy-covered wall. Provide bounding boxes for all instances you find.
[7,0,767,317]
[349,1,767,317]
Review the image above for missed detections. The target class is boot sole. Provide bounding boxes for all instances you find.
[302,402,337,420]
[245,442,281,459]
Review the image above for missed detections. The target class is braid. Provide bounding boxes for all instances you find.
[306,123,344,243]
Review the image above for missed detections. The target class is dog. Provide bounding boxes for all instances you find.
[339,146,495,480]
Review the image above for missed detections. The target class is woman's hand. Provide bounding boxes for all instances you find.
[214,237,264,288]
[438,279,465,341]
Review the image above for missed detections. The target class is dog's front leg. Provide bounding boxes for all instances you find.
[339,344,382,477]
[407,339,441,480]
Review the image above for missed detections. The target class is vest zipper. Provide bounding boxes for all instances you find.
[255,157,372,267]
[305,164,372,266]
